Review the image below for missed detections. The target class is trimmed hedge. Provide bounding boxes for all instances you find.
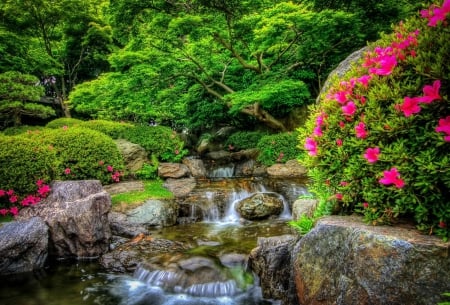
[257,131,301,166]
[78,119,134,139]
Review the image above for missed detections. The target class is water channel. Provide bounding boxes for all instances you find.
[0,176,308,305]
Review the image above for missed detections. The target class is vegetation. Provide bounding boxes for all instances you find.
[256,131,301,166]
[111,180,173,206]
[225,131,268,151]
[299,2,450,240]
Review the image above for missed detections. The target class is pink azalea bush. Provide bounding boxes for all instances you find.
[299,0,449,239]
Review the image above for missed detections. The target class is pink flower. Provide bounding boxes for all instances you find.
[364,147,380,163]
[107,165,114,172]
[357,75,372,88]
[64,168,71,175]
[21,195,40,206]
[38,185,51,197]
[340,181,348,186]
[313,126,323,137]
[436,116,450,141]
[98,160,105,166]
[379,167,405,188]
[369,55,397,76]
[439,221,447,228]
[336,139,343,146]
[342,102,357,116]
[397,97,421,117]
[335,193,343,200]
[9,206,19,216]
[6,189,14,196]
[36,179,44,187]
[9,195,18,203]
[304,137,318,156]
[0,208,8,216]
[339,121,345,128]
[62,125,68,130]
[355,122,368,139]
[417,80,441,104]
[334,91,349,104]
[421,0,450,27]
[316,113,326,126]
[363,202,369,209]
[0,189,5,197]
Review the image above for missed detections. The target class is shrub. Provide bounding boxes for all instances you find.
[299,1,449,239]
[120,125,188,162]
[78,119,134,139]
[45,117,83,129]
[32,127,125,184]
[225,131,268,151]
[2,125,47,136]
[0,135,57,195]
[257,131,301,166]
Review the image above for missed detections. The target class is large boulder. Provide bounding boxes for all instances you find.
[163,178,196,198]
[248,235,299,305]
[126,199,178,227]
[0,217,49,275]
[182,158,207,178]
[18,180,112,258]
[115,139,149,172]
[235,192,284,220]
[292,198,318,220]
[266,160,307,178]
[294,216,450,305]
[158,163,190,178]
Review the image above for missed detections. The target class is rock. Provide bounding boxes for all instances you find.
[182,158,207,178]
[0,217,49,275]
[292,198,318,220]
[248,235,300,305]
[115,139,149,172]
[196,138,223,155]
[18,180,112,258]
[234,159,256,177]
[235,192,284,220]
[103,180,145,195]
[205,150,231,161]
[108,211,148,238]
[126,199,178,227]
[230,148,259,161]
[266,160,307,178]
[293,216,450,305]
[163,178,196,198]
[158,162,190,178]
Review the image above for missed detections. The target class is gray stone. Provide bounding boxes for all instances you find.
[182,158,207,178]
[249,235,300,305]
[108,211,148,237]
[292,198,318,220]
[115,139,149,172]
[18,180,111,258]
[205,150,231,161]
[294,216,450,305]
[103,180,145,195]
[235,192,284,220]
[266,159,307,178]
[126,199,178,227]
[163,178,196,198]
[158,162,190,178]
[0,217,49,275]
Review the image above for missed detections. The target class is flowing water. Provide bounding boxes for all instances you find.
[0,178,307,305]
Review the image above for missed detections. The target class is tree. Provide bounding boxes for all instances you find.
[0,71,55,126]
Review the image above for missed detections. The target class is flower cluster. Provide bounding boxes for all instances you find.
[420,0,450,27]
[0,180,51,217]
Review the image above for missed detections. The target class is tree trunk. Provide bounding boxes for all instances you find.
[241,103,287,132]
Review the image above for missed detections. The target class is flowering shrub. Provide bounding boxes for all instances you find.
[0,180,51,217]
[256,131,301,166]
[78,119,134,139]
[45,117,83,129]
[299,0,449,239]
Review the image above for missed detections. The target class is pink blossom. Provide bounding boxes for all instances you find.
[64,168,71,175]
[421,0,450,27]
[436,116,450,141]
[336,139,343,146]
[0,189,5,197]
[36,179,44,187]
[379,167,405,188]
[342,102,357,116]
[0,208,8,216]
[369,55,397,76]
[340,181,348,186]
[38,185,51,197]
[363,202,369,209]
[357,75,372,88]
[313,126,323,137]
[335,193,343,200]
[355,122,368,139]
[364,147,380,163]
[98,160,105,166]
[439,221,447,228]
[339,121,345,128]
[304,137,318,156]
[9,195,18,203]
[62,125,68,130]
[107,165,114,172]
[417,80,441,104]
[316,113,326,126]
[334,91,349,104]
[6,189,14,196]
[21,195,40,206]
[9,206,19,216]
[397,97,421,117]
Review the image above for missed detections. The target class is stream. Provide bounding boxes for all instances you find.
[0,177,308,305]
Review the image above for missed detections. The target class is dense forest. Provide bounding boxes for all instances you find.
[0,0,421,134]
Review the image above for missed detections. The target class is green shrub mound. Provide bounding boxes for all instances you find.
[2,125,47,136]
[33,127,125,184]
[45,117,83,129]
[225,131,268,151]
[299,1,449,239]
[0,136,56,195]
[257,131,300,166]
[121,125,188,162]
[78,119,134,139]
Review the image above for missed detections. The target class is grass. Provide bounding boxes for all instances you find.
[111,179,173,206]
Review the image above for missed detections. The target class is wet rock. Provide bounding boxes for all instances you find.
[292,198,318,220]
[249,234,300,305]
[294,215,450,305]
[18,180,111,258]
[163,178,196,198]
[234,159,256,177]
[235,192,284,220]
[126,199,178,227]
[109,211,148,238]
[266,160,307,178]
[230,148,259,161]
[0,217,49,275]
[205,150,232,161]
[158,163,190,178]
[115,139,148,172]
[103,180,145,195]
[182,158,207,178]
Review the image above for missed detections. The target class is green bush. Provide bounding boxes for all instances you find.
[256,131,301,166]
[299,1,449,240]
[0,135,57,195]
[225,131,268,151]
[2,125,47,136]
[45,117,83,129]
[120,125,188,162]
[32,127,125,184]
[78,119,134,139]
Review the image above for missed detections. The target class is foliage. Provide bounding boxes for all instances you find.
[30,127,125,184]
[439,292,450,305]
[0,71,54,127]
[256,131,301,166]
[289,214,315,235]
[2,125,47,136]
[135,155,159,180]
[78,119,134,139]
[225,131,268,151]
[0,135,56,195]
[111,180,173,206]
[120,125,188,162]
[45,118,83,129]
[299,1,450,239]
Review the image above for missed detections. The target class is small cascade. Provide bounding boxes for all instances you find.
[208,165,235,178]
[134,268,185,290]
[181,280,239,297]
[203,191,220,222]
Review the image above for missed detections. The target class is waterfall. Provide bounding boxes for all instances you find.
[207,165,235,178]
[203,191,220,222]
